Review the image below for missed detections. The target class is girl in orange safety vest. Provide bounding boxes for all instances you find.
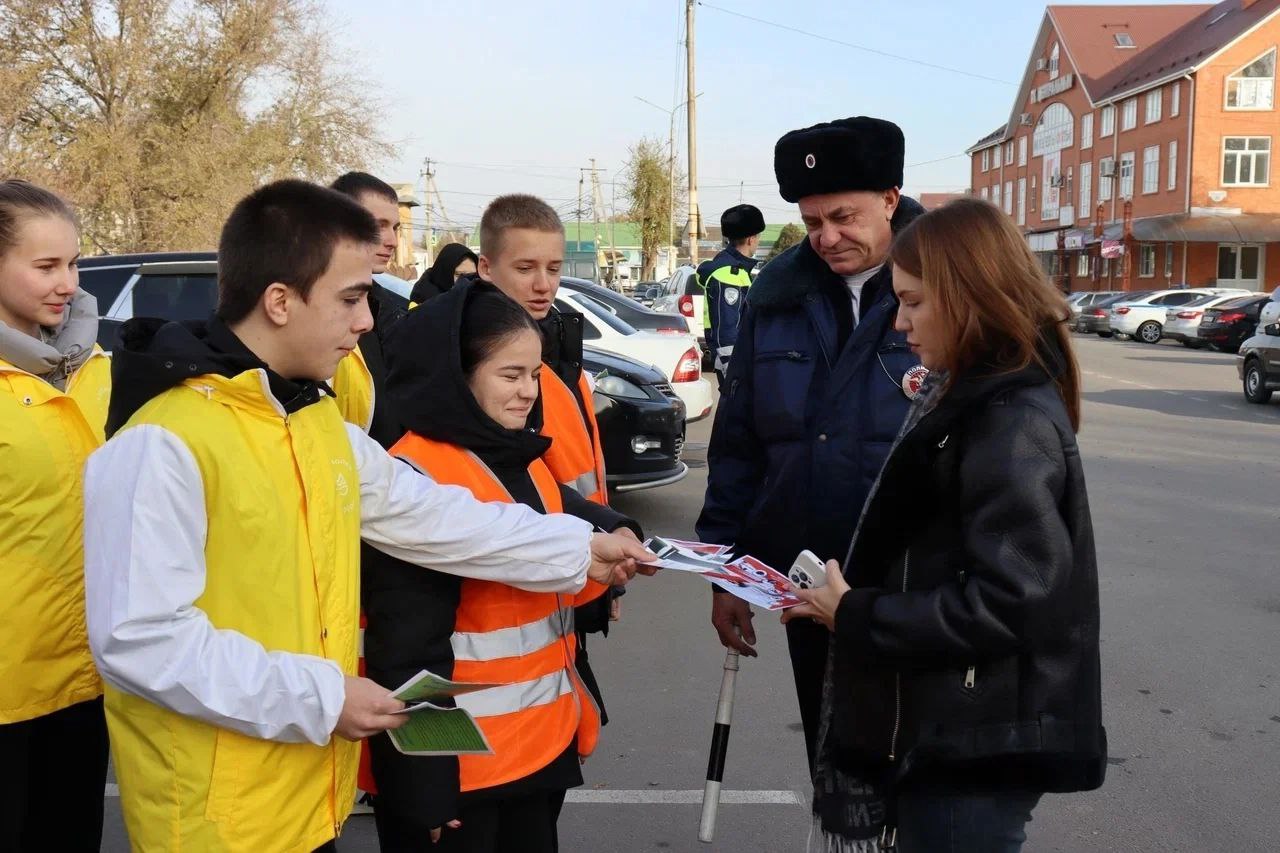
[363,281,641,853]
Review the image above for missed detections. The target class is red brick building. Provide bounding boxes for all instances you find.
[968,0,1280,293]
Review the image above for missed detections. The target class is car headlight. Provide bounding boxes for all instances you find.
[594,373,648,399]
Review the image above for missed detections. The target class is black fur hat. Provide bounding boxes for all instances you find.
[774,117,904,203]
[719,204,765,241]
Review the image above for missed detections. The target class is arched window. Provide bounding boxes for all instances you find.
[1033,102,1074,156]
[1226,47,1275,110]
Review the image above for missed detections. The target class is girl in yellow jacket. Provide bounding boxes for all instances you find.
[0,179,110,849]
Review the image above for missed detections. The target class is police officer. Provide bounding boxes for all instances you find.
[698,204,765,384]
[696,117,925,771]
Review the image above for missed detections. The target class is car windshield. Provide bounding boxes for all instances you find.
[566,293,637,334]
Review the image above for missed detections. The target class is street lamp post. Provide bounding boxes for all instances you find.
[635,93,700,275]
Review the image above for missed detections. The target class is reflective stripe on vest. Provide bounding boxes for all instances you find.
[457,668,576,718]
[564,470,600,498]
[451,605,575,661]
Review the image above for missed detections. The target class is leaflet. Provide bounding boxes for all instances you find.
[642,537,803,611]
[385,669,498,756]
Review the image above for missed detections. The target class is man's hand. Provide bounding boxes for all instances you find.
[335,676,407,741]
[711,592,758,657]
[588,532,657,586]
[430,820,462,844]
[781,560,850,631]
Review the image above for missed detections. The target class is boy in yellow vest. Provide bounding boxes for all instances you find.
[83,180,652,853]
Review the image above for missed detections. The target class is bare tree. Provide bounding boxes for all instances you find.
[622,136,684,281]
[0,0,391,251]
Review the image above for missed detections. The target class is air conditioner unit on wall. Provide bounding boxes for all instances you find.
[1035,58,1049,70]
[1019,112,1033,126]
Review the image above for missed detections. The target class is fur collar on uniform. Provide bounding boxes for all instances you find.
[748,195,925,312]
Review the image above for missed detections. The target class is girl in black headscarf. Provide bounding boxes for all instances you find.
[411,243,478,306]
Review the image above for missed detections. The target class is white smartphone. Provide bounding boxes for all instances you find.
[788,550,828,590]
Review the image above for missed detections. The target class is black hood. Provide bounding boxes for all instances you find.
[410,244,478,305]
[383,280,551,468]
[105,315,329,438]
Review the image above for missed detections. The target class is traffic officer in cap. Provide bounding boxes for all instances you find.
[696,117,925,771]
[697,204,765,385]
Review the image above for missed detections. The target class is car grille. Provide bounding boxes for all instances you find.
[673,433,684,462]
[652,381,679,399]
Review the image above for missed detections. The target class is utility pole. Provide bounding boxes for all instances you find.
[686,0,701,265]
[421,157,434,266]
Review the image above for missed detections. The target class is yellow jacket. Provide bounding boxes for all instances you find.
[0,350,109,723]
[102,371,361,852]
[331,345,374,432]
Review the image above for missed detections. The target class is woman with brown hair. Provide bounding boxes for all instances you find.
[788,198,1105,852]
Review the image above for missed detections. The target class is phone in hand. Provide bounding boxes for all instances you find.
[787,550,828,590]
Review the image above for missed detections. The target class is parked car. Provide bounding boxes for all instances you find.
[1259,285,1280,329]
[1109,288,1247,343]
[583,346,689,491]
[1198,293,1273,353]
[633,282,662,307]
[651,265,704,343]
[1078,292,1147,336]
[1163,293,1248,348]
[557,289,714,422]
[77,253,690,492]
[558,277,688,335]
[1067,291,1118,329]
[1237,320,1280,404]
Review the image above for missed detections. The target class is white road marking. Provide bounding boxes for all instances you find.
[1188,396,1209,403]
[103,784,805,806]
[566,789,804,805]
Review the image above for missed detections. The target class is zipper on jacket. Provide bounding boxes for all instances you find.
[964,665,977,689]
[888,549,910,762]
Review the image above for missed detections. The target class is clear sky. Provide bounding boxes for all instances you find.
[324,0,1203,230]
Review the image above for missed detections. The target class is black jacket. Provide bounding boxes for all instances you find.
[828,346,1106,794]
[364,281,637,826]
[410,243,478,306]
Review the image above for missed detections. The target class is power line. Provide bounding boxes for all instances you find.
[697,1,1016,86]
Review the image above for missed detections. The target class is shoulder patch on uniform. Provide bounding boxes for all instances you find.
[724,288,740,305]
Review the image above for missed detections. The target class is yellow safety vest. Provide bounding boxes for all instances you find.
[107,371,361,852]
[0,350,109,723]
[331,345,375,432]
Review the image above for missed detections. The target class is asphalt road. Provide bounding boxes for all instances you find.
[101,334,1280,852]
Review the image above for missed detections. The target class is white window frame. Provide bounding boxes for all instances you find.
[981,186,990,200]
[1142,145,1160,194]
[1080,161,1092,214]
[1077,253,1090,277]
[982,149,990,171]
[1170,82,1181,117]
[1224,47,1276,111]
[1099,158,1114,201]
[1138,244,1156,278]
[1004,180,1013,215]
[1122,98,1138,131]
[1017,177,1027,225]
[1050,43,1061,79]
[1221,136,1271,186]
[1145,90,1162,124]
[1081,113,1094,149]
[992,182,1002,210]
[1005,141,1014,166]
[1018,136,1028,166]
[1100,105,1116,137]
[1119,151,1136,197]
[1168,140,1178,190]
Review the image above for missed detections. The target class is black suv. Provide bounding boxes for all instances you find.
[78,253,688,492]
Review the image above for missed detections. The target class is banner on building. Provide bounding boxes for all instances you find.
[1101,240,1125,259]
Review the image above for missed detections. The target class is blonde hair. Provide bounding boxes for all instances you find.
[890,198,1081,431]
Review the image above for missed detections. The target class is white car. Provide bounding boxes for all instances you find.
[1163,293,1249,348]
[1110,288,1249,343]
[651,265,704,340]
[1260,285,1280,329]
[558,290,714,422]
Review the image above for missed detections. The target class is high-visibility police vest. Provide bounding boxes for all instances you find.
[701,265,752,334]
[390,433,604,792]
[539,367,607,507]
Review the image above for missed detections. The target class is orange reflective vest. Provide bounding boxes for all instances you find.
[392,433,603,792]
[540,368,607,507]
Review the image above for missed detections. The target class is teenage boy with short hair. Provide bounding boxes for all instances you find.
[84,180,651,853]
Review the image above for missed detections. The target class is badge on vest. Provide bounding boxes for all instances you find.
[724,288,740,305]
[901,365,930,400]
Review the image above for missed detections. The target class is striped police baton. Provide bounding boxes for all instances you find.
[698,649,740,843]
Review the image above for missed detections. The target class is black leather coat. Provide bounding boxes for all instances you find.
[829,351,1106,794]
